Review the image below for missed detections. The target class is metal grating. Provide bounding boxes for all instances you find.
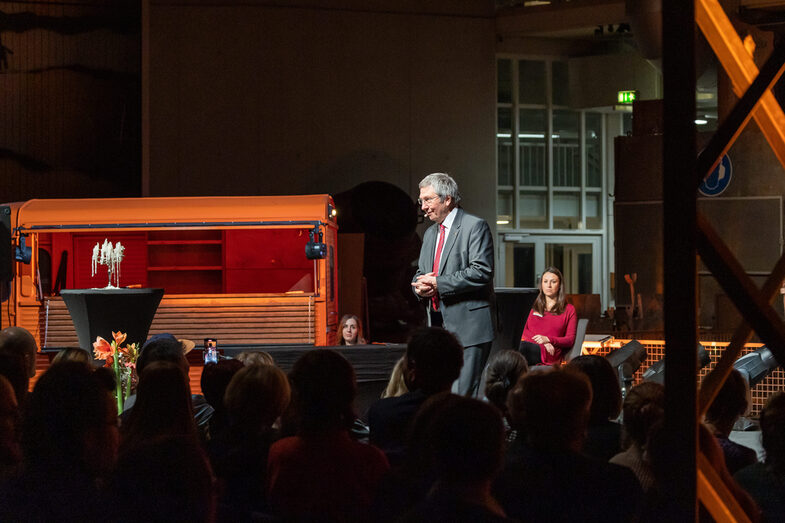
[590,339,783,418]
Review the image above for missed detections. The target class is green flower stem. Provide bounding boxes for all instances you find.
[112,343,123,414]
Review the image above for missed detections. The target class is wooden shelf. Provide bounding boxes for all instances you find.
[148,240,223,245]
[147,266,223,271]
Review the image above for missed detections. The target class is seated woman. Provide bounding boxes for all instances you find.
[339,314,367,345]
[519,267,577,366]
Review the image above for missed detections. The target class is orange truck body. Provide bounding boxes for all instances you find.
[1,195,339,348]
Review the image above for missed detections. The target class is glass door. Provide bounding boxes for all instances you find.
[500,235,602,298]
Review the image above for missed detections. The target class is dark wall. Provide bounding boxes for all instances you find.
[147,1,498,230]
[0,1,141,201]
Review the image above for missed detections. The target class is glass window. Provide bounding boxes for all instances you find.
[513,244,535,287]
[623,112,633,136]
[497,191,513,228]
[519,191,548,229]
[498,108,513,186]
[553,192,580,229]
[518,60,546,105]
[519,109,547,186]
[496,58,608,238]
[553,110,580,187]
[552,61,569,106]
[586,192,602,229]
[498,59,512,104]
[586,112,602,188]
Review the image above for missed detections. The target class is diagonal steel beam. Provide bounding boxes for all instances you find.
[697,452,753,523]
[696,39,785,188]
[697,0,785,172]
[699,249,785,416]
[696,213,785,368]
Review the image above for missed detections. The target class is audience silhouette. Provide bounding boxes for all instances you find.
[0,328,779,522]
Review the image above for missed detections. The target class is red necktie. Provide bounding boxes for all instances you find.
[431,224,446,311]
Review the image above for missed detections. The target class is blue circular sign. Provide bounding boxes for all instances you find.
[699,154,732,197]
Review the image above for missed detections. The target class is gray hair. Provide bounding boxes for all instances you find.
[419,173,462,205]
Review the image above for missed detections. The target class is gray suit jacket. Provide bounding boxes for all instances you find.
[414,208,496,347]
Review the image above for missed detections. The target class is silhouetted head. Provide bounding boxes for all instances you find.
[200,359,243,411]
[121,361,196,453]
[137,333,192,377]
[225,363,291,435]
[109,435,214,523]
[405,327,463,394]
[288,349,356,434]
[0,327,38,378]
[484,350,528,416]
[51,348,91,367]
[236,351,275,366]
[705,369,748,434]
[0,351,29,407]
[621,381,665,448]
[760,391,785,472]
[23,361,118,477]
[413,393,504,485]
[507,367,592,452]
[567,355,622,424]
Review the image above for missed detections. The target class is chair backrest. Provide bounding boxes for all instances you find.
[565,318,589,362]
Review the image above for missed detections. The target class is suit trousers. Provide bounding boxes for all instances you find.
[452,341,492,398]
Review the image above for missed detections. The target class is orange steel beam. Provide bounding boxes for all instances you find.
[696,214,785,367]
[697,453,753,523]
[696,40,785,186]
[697,0,785,171]
[699,249,785,416]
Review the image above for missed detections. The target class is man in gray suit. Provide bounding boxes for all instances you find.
[412,173,495,397]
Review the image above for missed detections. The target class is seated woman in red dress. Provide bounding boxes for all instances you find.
[520,267,577,366]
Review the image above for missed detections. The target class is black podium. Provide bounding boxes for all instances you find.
[491,287,539,358]
[60,288,164,351]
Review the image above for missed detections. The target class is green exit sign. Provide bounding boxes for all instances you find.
[617,90,638,104]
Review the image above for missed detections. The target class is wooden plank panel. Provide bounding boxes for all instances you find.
[37,294,315,348]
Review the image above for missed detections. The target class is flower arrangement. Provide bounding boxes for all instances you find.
[93,331,139,413]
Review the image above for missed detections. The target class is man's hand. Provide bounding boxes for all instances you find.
[412,272,438,297]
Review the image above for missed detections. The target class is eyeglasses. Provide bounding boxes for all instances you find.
[417,196,440,206]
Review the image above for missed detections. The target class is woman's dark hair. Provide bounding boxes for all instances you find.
[621,381,664,448]
[236,351,275,366]
[567,355,622,424]
[22,361,115,472]
[414,393,504,484]
[51,347,91,367]
[0,351,29,408]
[200,359,244,410]
[288,350,356,435]
[507,367,592,451]
[484,350,528,416]
[760,391,785,472]
[225,363,291,436]
[532,266,567,315]
[109,436,214,523]
[121,361,197,453]
[705,368,748,426]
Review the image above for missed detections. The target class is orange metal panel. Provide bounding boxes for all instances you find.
[9,194,337,232]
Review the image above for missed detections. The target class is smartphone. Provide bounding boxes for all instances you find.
[204,338,218,364]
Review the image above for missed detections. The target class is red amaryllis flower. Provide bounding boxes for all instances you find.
[93,336,113,360]
[112,331,127,346]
